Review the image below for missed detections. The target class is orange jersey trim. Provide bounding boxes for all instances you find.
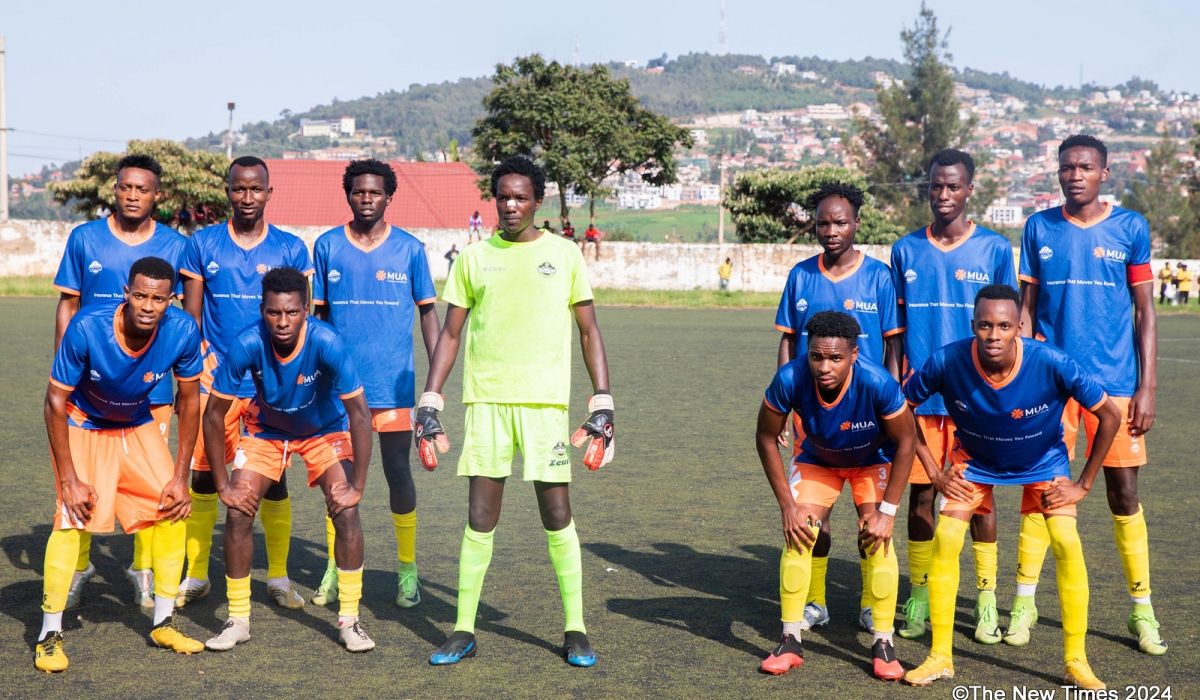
[1018,274,1038,285]
[54,284,81,296]
[227,220,269,251]
[971,337,1023,390]
[113,304,159,358]
[273,320,307,365]
[343,224,393,253]
[416,297,437,306]
[882,327,905,338]
[776,324,796,334]
[107,215,156,246]
[1086,392,1109,413]
[208,388,236,400]
[180,268,204,280]
[816,367,852,408]
[49,377,75,392]
[763,397,785,414]
[175,372,202,382]
[1061,202,1112,229]
[301,268,315,277]
[817,251,865,283]
[312,299,327,306]
[924,222,977,253]
[882,405,907,420]
[339,387,365,400]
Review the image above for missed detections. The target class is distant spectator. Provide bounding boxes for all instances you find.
[542,219,557,235]
[562,219,576,241]
[178,208,193,231]
[1177,263,1191,306]
[584,223,603,260]
[469,210,483,242]
[445,244,459,274]
[1159,263,1173,304]
[718,257,733,291]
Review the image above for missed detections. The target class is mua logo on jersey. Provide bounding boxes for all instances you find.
[840,420,876,432]
[1038,246,1054,262]
[1093,246,1127,262]
[904,269,917,283]
[90,369,102,381]
[1011,403,1049,420]
[376,270,409,283]
[538,262,557,277]
[88,261,103,274]
[328,269,342,283]
[955,269,991,284]
[295,370,322,386]
[256,264,268,274]
[843,299,878,313]
[206,261,220,275]
[795,298,808,312]
[143,371,165,383]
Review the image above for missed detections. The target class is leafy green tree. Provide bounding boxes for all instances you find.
[472,54,693,226]
[1126,129,1192,256]
[852,2,976,232]
[723,164,900,244]
[50,140,230,229]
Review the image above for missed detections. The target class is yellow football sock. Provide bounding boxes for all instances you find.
[972,541,997,591]
[43,529,83,613]
[859,555,871,609]
[393,511,416,564]
[1016,512,1049,586]
[1113,505,1151,599]
[455,527,495,633]
[227,576,251,619]
[779,546,811,624]
[259,496,292,580]
[337,567,363,618]
[907,539,933,587]
[184,489,219,581]
[151,520,185,599]
[867,543,899,633]
[1047,516,1089,663]
[806,556,828,606]
[325,516,336,560]
[132,527,154,571]
[76,531,91,571]
[929,516,969,658]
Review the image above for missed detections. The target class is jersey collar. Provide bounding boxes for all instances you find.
[227,220,271,251]
[817,250,864,283]
[113,303,159,358]
[971,337,1023,390]
[106,215,156,247]
[1061,202,1112,229]
[271,318,308,365]
[343,224,392,253]
[815,366,853,409]
[924,221,976,252]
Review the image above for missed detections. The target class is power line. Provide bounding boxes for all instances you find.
[2,127,125,143]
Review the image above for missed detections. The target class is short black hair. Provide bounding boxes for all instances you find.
[116,154,163,181]
[343,159,397,196]
[261,266,309,304]
[128,256,176,288]
[805,310,861,348]
[228,155,269,182]
[805,182,865,216]
[974,283,1021,310]
[929,149,976,183]
[490,156,546,200]
[1059,134,1108,167]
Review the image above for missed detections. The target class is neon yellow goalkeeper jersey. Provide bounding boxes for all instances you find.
[441,230,593,406]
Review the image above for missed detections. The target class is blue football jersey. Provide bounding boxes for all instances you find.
[904,337,1107,484]
[213,317,363,440]
[891,223,1017,415]
[181,221,314,398]
[53,216,188,405]
[50,303,202,430]
[312,225,437,409]
[1019,204,1153,396]
[764,356,906,469]
[775,252,901,365]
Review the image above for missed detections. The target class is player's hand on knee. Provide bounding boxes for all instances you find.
[858,510,895,557]
[158,475,192,523]
[326,481,362,518]
[61,477,97,524]
[1042,476,1088,509]
[414,392,450,471]
[781,504,818,552]
[220,480,260,517]
[775,427,790,448]
[571,393,614,470]
[933,467,973,502]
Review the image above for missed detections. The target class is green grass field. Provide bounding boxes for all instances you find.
[0,298,1196,698]
[535,203,725,243]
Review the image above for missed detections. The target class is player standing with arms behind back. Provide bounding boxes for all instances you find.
[1013,135,1164,655]
[417,156,613,667]
[890,149,1015,644]
[312,159,439,608]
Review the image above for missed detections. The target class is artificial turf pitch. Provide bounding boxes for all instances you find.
[0,297,1195,698]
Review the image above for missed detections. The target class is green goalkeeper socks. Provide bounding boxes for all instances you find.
[454,526,494,633]
[547,520,586,634]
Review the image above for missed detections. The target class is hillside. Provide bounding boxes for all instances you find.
[183,53,1073,159]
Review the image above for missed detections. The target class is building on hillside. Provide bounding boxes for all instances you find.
[689,129,709,146]
[1038,140,1063,158]
[870,72,902,90]
[806,103,849,120]
[773,62,796,75]
[261,159,494,228]
[986,205,1023,226]
[300,116,356,138]
[798,71,819,81]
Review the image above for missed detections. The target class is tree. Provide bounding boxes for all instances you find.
[50,139,230,230]
[723,164,900,244]
[852,2,976,232]
[472,54,693,226]
[1126,130,1192,256]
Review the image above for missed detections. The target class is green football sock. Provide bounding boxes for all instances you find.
[454,526,494,633]
[547,520,586,634]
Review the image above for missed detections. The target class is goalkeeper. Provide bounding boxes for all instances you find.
[416,156,613,668]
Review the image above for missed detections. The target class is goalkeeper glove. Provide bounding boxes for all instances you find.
[414,392,450,470]
[571,393,614,470]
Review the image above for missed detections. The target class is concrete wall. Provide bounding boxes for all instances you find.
[2,219,1193,294]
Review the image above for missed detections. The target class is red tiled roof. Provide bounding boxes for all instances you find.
[264,160,497,229]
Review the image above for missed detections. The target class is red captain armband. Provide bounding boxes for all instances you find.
[1127,263,1153,286]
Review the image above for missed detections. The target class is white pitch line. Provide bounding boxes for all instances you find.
[1158,356,1200,364]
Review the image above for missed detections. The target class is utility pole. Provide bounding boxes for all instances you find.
[718,0,728,57]
[226,102,236,159]
[0,36,8,222]
[717,147,726,245]
[573,36,580,68]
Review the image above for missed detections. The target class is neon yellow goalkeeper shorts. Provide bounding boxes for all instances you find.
[458,403,573,482]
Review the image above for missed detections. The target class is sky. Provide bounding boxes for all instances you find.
[4,0,1199,174]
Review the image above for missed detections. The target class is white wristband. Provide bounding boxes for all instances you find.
[587,394,614,412]
[878,501,898,517]
[418,392,444,412]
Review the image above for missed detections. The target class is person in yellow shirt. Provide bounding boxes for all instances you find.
[1158,264,1173,305]
[1176,263,1191,306]
[718,257,733,291]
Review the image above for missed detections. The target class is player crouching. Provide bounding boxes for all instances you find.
[901,284,1119,691]
[755,311,919,680]
[37,257,206,672]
